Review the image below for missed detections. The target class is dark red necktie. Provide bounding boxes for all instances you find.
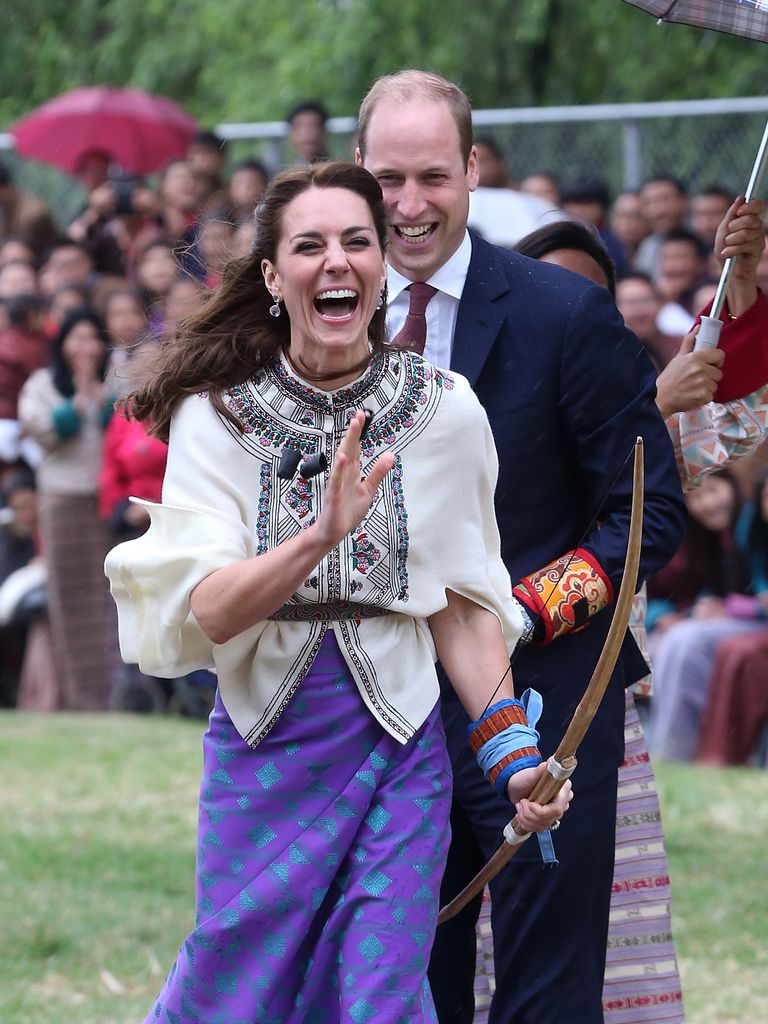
[392,283,437,355]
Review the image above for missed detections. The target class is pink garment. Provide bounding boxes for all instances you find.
[98,413,167,519]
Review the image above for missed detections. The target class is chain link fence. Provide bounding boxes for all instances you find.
[2,97,768,225]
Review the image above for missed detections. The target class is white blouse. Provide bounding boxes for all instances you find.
[105,349,522,746]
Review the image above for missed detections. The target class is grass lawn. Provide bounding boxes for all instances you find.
[1,711,766,1024]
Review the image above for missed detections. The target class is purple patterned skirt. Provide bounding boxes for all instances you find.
[146,631,452,1023]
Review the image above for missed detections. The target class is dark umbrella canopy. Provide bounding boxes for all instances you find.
[624,0,768,42]
[9,86,198,176]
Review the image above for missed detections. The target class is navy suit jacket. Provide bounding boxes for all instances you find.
[444,232,687,787]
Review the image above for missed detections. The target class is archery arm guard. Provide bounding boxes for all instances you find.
[512,547,614,646]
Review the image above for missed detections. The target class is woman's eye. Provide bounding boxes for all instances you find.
[295,242,320,253]
[348,237,371,248]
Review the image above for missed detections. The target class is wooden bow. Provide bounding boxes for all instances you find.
[438,436,645,925]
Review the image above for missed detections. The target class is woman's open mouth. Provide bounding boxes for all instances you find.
[313,289,360,321]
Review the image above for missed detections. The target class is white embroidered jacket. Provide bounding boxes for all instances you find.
[105,350,523,746]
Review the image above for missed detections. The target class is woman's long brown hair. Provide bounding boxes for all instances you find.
[130,161,390,440]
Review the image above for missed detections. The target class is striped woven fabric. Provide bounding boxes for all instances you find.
[624,0,768,43]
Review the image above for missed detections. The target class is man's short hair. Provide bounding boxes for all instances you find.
[641,175,688,197]
[357,70,473,165]
[660,227,708,259]
[190,130,228,153]
[286,101,329,126]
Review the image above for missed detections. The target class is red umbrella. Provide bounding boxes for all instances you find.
[624,0,768,350]
[9,86,198,176]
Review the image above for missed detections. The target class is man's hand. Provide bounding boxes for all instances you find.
[656,328,724,418]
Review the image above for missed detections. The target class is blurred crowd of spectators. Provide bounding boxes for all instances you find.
[0,104,766,763]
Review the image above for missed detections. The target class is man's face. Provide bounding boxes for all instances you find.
[359,99,478,281]
[658,240,704,300]
[691,193,731,246]
[290,112,326,161]
[640,181,687,234]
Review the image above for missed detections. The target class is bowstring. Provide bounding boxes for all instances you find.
[480,444,637,717]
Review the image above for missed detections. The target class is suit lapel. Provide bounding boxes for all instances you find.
[451,234,512,385]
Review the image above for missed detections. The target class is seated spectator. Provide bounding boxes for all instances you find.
[0,294,50,421]
[616,272,680,371]
[0,466,40,706]
[187,130,229,212]
[519,172,560,207]
[228,159,269,224]
[39,240,96,297]
[285,101,329,167]
[636,175,689,279]
[650,469,768,760]
[696,471,768,764]
[475,137,513,189]
[0,160,59,262]
[559,177,629,276]
[18,307,116,711]
[609,190,650,268]
[655,228,709,336]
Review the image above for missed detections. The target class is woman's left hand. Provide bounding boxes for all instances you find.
[505,759,573,833]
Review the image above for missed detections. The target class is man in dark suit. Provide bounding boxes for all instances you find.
[357,71,687,1023]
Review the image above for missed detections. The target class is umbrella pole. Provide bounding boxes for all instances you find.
[695,115,768,350]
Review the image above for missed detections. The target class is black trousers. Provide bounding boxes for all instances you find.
[429,696,618,1024]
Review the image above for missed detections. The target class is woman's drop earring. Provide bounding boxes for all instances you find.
[269,293,282,317]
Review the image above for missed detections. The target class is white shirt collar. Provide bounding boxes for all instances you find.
[387,230,472,301]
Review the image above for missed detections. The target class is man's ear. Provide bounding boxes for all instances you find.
[262,258,279,295]
[354,146,363,167]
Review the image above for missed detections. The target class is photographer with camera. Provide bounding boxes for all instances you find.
[67,161,156,277]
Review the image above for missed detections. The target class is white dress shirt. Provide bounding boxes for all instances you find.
[386,231,473,369]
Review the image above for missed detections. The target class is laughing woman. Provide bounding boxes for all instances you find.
[105,162,570,1024]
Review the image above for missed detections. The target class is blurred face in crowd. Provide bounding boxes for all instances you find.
[106,292,147,347]
[0,260,38,299]
[360,98,479,282]
[610,192,649,251]
[640,179,687,234]
[7,486,37,537]
[560,199,606,227]
[62,319,105,375]
[137,244,179,297]
[657,239,705,302]
[233,219,258,257]
[540,248,608,289]
[49,286,88,325]
[616,277,661,340]
[687,473,736,532]
[41,245,93,292]
[187,143,226,182]
[0,239,35,269]
[289,111,327,162]
[230,166,268,214]
[160,161,203,215]
[261,186,386,373]
[520,174,560,207]
[690,192,732,246]
[164,277,206,336]
[199,218,236,277]
[475,141,508,189]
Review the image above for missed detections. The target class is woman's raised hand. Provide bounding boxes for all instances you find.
[315,411,395,548]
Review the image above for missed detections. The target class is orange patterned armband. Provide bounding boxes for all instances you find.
[512,547,614,646]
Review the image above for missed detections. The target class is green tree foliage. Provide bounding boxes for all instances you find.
[2,0,766,128]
